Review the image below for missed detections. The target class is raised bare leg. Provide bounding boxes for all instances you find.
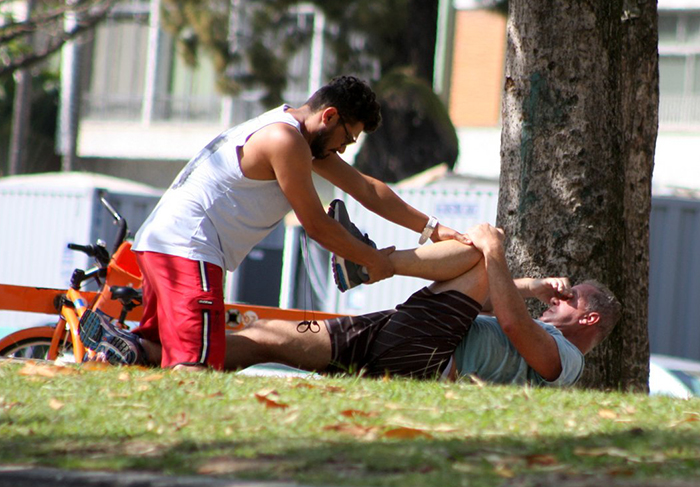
[388,240,482,282]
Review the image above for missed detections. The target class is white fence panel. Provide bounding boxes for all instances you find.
[326,186,498,315]
[0,175,161,337]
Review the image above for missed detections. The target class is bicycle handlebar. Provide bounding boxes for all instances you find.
[99,196,128,255]
[67,242,110,267]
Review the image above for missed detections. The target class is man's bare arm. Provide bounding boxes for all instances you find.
[260,125,395,283]
[313,153,471,245]
[468,224,563,381]
[480,277,573,314]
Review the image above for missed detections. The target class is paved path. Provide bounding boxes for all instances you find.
[0,465,307,487]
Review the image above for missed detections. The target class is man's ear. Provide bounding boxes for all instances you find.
[320,106,339,124]
[579,312,600,326]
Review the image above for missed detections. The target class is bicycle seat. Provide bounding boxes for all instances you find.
[110,286,143,304]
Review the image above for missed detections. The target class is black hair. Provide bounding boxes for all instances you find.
[304,75,382,133]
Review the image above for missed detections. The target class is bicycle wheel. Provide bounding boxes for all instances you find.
[0,327,73,361]
[0,337,53,359]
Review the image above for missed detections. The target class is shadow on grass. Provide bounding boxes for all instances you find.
[1,427,699,487]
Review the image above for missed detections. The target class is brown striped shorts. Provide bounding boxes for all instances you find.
[323,287,482,379]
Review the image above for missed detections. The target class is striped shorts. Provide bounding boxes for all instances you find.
[324,287,482,379]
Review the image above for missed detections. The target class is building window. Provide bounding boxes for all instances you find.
[659,11,700,128]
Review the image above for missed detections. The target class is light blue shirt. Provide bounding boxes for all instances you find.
[453,315,584,387]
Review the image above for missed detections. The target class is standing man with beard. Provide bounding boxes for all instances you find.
[110,76,468,372]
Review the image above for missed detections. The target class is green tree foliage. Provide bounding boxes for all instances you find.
[0,0,117,78]
[354,70,458,182]
[161,0,457,180]
[160,0,437,105]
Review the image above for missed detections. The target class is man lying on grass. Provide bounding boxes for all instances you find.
[79,223,621,386]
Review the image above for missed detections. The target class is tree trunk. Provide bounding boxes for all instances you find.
[498,0,656,390]
[606,0,657,391]
[8,0,37,175]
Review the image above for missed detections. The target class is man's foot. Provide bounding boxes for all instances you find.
[327,199,376,292]
[78,310,146,365]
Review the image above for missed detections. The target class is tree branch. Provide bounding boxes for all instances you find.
[0,0,117,78]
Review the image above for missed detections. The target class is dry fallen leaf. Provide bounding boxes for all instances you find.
[138,373,163,382]
[341,409,378,419]
[282,411,300,424]
[608,466,635,476]
[118,372,130,381]
[254,390,289,409]
[19,362,78,378]
[79,361,111,371]
[382,426,433,440]
[493,465,515,478]
[323,422,379,439]
[598,409,617,419]
[48,398,64,410]
[573,446,640,462]
[444,391,458,400]
[256,387,277,397]
[525,454,558,467]
[173,412,189,431]
[670,415,700,428]
[292,382,317,389]
[0,399,21,411]
[323,385,346,393]
[107,392,131,399]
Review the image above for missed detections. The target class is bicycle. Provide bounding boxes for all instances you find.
[0,198,345,363]
[0,196,142,362]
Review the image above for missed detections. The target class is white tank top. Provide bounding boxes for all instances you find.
[133,105,297,271]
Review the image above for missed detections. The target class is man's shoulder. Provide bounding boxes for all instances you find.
[246,117,308,160]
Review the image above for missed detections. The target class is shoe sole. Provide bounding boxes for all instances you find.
[96,340,136,366]
[79,310,137,365]
[78,310,105,351]
[329,199,374,292]
[330,200,352,292]
[332,254,351,292]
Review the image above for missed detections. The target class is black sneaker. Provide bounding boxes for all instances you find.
[327,199,377,292]
[78,310,146,366]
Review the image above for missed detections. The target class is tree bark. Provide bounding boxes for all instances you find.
[610,0,657,391]
[498,0,657,390]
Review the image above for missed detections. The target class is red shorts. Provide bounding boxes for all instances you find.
[133,251,225,370]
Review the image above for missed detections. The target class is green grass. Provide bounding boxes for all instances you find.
[1,360,700,487]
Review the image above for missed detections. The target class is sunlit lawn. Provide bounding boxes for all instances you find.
[1,359,699,487]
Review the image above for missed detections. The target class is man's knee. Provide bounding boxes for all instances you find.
[429,258,488,303]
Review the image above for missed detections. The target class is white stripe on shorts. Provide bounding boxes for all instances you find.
[199,261,209,292]
[200,310,210,364]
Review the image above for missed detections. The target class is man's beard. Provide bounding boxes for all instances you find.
[309,128,332,159]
